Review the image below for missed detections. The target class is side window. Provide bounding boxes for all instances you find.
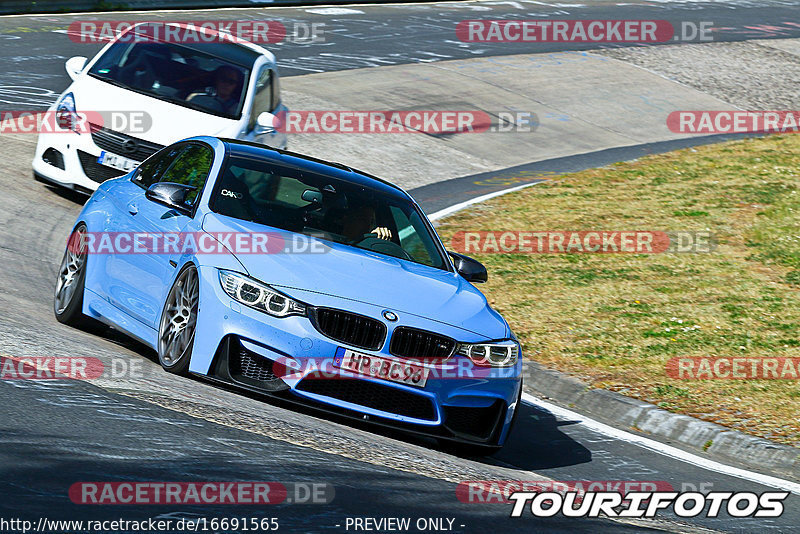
[247,66,273,131]
[132,145,182,189]
[389,206,443,268]
[158,143,215,205]
[271,70,280,110]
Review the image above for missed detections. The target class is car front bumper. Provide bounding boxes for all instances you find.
[33,130,133,193]
[190,265,522,446]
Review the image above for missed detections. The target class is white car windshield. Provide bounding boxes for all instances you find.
[88,37,252,120]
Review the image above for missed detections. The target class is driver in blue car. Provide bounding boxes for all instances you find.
[341,205,393,243]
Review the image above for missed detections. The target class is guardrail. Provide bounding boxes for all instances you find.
[0,0,433,15]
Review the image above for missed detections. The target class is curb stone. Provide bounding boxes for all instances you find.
[521,360,800,482]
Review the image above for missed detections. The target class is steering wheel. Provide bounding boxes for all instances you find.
[355,234,413,261]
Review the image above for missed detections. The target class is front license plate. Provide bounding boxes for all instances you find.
[333,348,429,387]
[97,150,140,172]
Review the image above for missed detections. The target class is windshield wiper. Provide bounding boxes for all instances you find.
[88,73,130,90]
[158,94,235,118]
[161,96,209,113]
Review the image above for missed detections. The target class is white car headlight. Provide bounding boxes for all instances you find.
[219,270,306,318]
[456,339,519,367]
[56,92,79,133]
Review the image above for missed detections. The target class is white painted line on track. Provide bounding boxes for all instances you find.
[428,181,542,221]
[51,29,84,38]
[305,8,366,14]
[522,392,800,495]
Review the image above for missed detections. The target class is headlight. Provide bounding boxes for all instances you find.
[219,270,306,318]
[56,92,79,132]
[456,340,519,367]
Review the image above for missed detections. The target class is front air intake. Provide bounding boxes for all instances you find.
[389,327,456,359]
[310,307,386,350]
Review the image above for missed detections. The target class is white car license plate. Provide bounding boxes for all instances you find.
[333,348,429,387]
[97,150,139,172]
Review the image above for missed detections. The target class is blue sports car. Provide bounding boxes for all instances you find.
[54,137,522,452]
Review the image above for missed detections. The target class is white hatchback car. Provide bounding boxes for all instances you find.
[33,23,288,193]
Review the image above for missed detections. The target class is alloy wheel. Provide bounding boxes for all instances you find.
[55,225,87,314]
[159,267,199,369]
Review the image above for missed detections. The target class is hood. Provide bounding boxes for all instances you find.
[201,212,509,339]
[68,76,237,144]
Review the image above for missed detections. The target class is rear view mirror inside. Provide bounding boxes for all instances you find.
[301,189,323,204]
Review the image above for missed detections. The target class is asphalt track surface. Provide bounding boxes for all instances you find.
[3,0,800,106]
[1,1,800,532]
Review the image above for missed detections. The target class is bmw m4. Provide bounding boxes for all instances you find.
[54,137,522,452]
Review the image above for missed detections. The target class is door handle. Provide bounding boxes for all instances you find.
[128,203,138,215]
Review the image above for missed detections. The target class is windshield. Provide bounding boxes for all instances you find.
[88,38,250,119]
[210,155,448,270]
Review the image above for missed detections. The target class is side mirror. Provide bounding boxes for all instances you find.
[145,182,196,215]
[449,251,488,283]
[255,112,276,134]
[65,56,88,81]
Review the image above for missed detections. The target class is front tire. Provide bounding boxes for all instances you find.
[54,224,89,326]
[158,265,199,375]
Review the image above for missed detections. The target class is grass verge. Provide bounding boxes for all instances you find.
[436,134,800,446]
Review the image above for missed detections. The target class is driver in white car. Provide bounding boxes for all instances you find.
[186,65,243,115]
